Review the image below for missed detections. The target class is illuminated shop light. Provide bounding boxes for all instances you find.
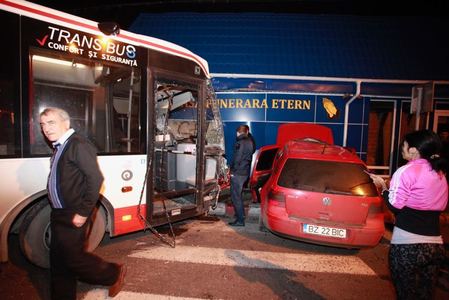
[32,55,87,69]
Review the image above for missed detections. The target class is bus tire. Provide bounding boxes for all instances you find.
[19,201,51,268]
[19,201,107,269]
[86,206,107,252]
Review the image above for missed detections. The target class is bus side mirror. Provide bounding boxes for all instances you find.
[98,22,120,36]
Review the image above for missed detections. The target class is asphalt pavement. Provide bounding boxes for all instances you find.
[211,190,449,293]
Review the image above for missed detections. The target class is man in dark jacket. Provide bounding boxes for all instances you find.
[243,124,256,154]
[229,125,254,226]
[40,107,126,299]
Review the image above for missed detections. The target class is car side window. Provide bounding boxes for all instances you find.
[255,148,279,171]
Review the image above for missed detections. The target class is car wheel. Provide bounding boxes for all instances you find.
[19,201,107,268]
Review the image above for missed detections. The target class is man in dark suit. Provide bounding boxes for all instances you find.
[39,107,126,299]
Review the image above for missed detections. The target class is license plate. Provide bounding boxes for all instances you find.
[303,224,347,239]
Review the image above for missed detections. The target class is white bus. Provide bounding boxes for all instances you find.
[0,0,227,268]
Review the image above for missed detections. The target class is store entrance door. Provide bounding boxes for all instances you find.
[433,110,449,160]
[433,110,449,134]
[366,99,396,177]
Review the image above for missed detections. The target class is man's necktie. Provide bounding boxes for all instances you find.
[50,143,61,166]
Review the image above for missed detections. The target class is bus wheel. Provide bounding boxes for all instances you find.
[19,201,51,268]
[19,201,107,269]
[86,206,107,252]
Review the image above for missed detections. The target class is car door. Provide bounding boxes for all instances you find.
[249,145,280,202]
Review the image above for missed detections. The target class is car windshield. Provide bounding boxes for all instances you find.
[277,158,378,197]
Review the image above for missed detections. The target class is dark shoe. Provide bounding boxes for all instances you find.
[228,220,245,227]
[109,264,126,297]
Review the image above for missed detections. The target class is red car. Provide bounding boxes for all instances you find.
[250,123,385,248]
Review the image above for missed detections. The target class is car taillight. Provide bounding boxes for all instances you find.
[268,189,285,207]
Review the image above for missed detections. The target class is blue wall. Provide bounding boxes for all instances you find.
[217,91,371,163]
[129,12,449,166]
[131,13,449,81]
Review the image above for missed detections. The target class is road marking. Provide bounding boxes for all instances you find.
[129,245,376,275]
[82,289,211,299]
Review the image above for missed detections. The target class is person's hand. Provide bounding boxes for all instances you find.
[368,173,388,192]
[72,214,87,227]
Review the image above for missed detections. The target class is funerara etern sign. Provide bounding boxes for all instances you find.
[36,25,138,67]
[216,98,312,110]
[215,93,344,123]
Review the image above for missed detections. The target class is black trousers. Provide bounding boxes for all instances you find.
[50,209,119,300]
[389,243,445,300]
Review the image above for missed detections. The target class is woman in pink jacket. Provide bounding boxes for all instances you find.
[370,129,448,299]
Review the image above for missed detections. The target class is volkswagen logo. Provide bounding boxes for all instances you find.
[322,197,332,206]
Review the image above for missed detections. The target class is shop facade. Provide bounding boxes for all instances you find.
[130,12,449,175]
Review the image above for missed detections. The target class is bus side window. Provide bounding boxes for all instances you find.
[28,50,142,155]
[0,106,16,156]
[109,70,142,153]
[0,11,20,157]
